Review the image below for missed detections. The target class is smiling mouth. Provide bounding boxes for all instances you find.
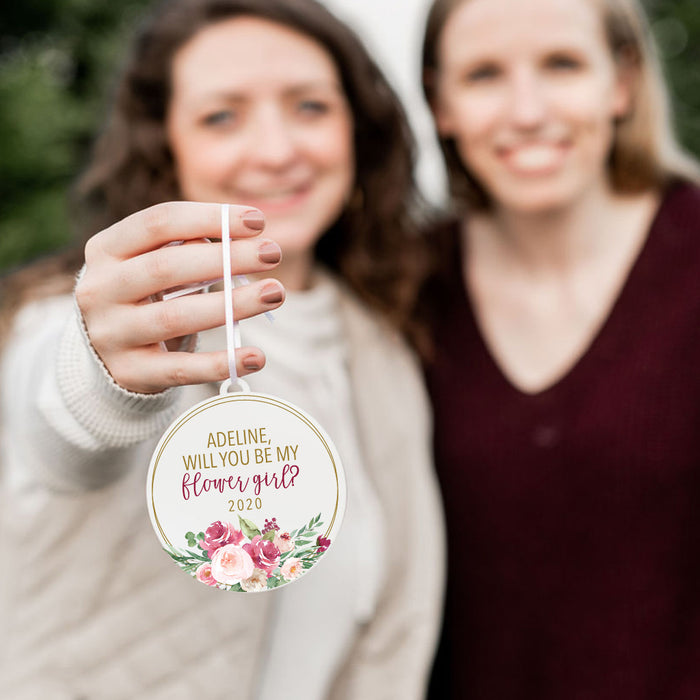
[234,183,312,209]
[499,143,567,175]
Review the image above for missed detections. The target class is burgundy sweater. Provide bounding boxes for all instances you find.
[425,183,700,699]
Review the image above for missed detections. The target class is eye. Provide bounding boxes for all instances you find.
[545,53,583,72]
[464,64,501,83]
[296,99,330,115]
[463,62,501,84]
[202,109,237,127]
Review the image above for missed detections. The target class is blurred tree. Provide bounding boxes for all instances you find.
[645,0,700,157]
[0,0,149,273]
[0,0,699,273]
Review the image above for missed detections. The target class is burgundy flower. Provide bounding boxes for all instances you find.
[262,517,280,534]
[199,521,243,559]
[316,536,331,553]
[243,535,281,576]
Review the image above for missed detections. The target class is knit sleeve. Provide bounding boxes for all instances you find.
[1,294,185,492]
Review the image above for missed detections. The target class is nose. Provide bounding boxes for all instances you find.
[247,104,298,170]
[507,66,547,130]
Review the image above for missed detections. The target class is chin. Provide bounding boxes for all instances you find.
[491,178,585,216]
[266,221,327,254]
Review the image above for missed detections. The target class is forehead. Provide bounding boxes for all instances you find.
[171,16,341,98]
[439,0,607,62]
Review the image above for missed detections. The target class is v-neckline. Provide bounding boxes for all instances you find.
[458,190,669,400]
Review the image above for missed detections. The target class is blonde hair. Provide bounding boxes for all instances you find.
[421,0,700,211]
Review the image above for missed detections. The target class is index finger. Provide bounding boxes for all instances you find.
[88,202,265,261]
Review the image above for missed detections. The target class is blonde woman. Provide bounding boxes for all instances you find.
[417,0,700,696]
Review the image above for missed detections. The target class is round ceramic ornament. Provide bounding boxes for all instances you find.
[147,379,346,592]
[146,205,346,592]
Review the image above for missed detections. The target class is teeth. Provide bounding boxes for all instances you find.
[241,187,301,199]
[508,145,561,171]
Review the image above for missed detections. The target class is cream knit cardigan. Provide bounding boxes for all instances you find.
[0,272,445,700]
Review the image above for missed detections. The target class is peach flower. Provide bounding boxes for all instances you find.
[280,558,304,581]
[241,569,268,592]
[210,544,255,585]
[273,531,295,554]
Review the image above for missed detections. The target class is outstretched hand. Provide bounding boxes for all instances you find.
[75,202,285,394]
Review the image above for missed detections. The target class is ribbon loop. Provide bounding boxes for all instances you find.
[221,204,245,392]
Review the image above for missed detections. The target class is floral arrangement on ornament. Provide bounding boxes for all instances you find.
[165,515,331,591]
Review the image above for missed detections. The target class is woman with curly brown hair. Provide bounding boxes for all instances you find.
[0,1,445,697]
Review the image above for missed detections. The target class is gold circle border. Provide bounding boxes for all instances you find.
[150,393,342,547]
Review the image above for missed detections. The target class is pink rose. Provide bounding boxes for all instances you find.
[199,521,244,559]
[195,562,218,587]
[280,558,303,581]
[316,536,331,553]
[243,536,281,576]
[273,531,295,554]
[210,544,255,585]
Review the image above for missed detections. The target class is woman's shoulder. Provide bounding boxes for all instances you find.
[3,293,74,355]
[327,267,425,370]
[657,178,700,229]
[0,250,81,346]
[648,180,700,272]
[330,269,405,345]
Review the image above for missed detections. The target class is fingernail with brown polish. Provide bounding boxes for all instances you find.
[242,209,265,231]
[260,281,284,304]
[243,354,262,371]
[258,240,282,264]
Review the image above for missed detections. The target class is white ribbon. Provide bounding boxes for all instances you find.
[220,204,244,389]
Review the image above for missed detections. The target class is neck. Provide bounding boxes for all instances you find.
[472,181,635,275]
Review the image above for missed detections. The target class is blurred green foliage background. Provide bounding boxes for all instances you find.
[1,0,699,273]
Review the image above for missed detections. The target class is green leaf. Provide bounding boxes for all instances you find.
[166,545,210,566]
[238,516,261,540]
[262,530,276,542]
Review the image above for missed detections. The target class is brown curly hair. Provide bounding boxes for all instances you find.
[2,0,426,340]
